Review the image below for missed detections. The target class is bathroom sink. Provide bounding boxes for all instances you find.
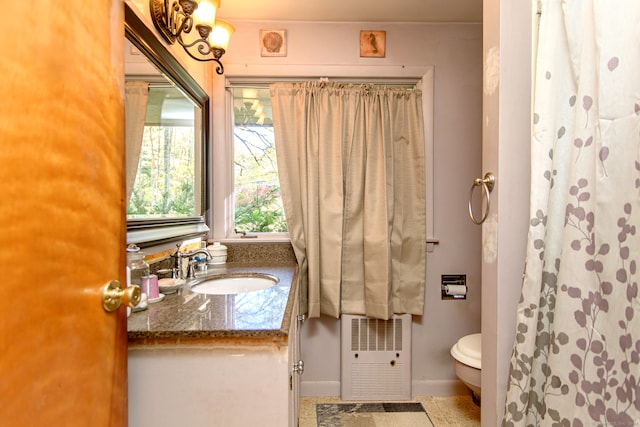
[190,273,279,295]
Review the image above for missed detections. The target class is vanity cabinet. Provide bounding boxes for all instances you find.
[128,334,299,426]
[127,264,301,427]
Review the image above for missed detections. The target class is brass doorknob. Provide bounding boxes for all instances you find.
[102,280,141,312]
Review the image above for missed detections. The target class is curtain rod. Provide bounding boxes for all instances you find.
[225,77,419,88]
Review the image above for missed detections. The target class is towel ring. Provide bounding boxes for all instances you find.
[468,172,495,225]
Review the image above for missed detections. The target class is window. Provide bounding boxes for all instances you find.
[219,72,433,242]
[230,85,287,233]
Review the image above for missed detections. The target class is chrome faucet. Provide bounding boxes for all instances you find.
[171,244,211,279]
[183,249,211,279]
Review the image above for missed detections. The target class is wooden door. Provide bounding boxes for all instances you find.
[0,2,127,426]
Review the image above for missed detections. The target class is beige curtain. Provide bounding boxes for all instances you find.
[270,82,426,319]
[124,81,149,205]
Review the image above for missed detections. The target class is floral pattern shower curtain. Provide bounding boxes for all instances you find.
[503,0,640,425]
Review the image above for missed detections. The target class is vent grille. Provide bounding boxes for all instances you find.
[351,317,404,352]
[351,362,407,396]
[341,314,412,400]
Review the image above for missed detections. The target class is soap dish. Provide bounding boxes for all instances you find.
[131,293,148,312]
[147,294,165,304]
[158,278,185,294]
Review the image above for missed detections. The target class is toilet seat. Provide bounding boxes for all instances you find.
[451,333,481,369]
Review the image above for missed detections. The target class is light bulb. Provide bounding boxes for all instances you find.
[194,0,217,27]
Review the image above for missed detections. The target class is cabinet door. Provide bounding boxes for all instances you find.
[289,293,303,426]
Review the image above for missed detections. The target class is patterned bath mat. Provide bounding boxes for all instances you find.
[316,402,435,427]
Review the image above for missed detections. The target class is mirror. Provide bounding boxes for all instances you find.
[124,5,209,247]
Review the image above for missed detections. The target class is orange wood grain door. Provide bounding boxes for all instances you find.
[0,2,127,426]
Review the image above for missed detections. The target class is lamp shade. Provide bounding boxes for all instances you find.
[209,18,235,51]
[193,0,218,27]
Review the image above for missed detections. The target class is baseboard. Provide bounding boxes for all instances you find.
[412,379,468,396]
[300,380,341,397]
[301,379,468,398]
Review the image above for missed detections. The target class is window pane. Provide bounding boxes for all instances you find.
[232,86,287,233]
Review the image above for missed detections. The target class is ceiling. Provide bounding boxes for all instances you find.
[216,0,482,23]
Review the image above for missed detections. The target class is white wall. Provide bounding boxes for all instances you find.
[481,0,532,424]
[213,20,483,396]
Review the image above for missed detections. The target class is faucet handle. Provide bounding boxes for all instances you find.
[187,261,197,279]
[170,243,185,279]
[172,242,182,255]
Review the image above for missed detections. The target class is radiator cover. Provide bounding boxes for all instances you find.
[340,314,412,400]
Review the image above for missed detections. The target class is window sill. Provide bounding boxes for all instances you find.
[215,233,290,244]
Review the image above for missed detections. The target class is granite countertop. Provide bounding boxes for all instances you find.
[127,262,298,345]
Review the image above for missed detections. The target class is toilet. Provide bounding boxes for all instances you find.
[451,333,482,404]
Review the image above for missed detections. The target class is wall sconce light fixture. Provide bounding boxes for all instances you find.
[150,0,235,75]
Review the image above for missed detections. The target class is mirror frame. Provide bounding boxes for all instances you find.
[124,4,210,248]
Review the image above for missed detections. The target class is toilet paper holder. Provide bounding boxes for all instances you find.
[441,274,467,300]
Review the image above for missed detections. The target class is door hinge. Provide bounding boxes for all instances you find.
[293,360,304,375]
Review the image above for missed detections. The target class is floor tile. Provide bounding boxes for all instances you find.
[300,395,480,427]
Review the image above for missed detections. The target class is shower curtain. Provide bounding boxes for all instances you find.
[270,82,426,320]
[503,0,640,425]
